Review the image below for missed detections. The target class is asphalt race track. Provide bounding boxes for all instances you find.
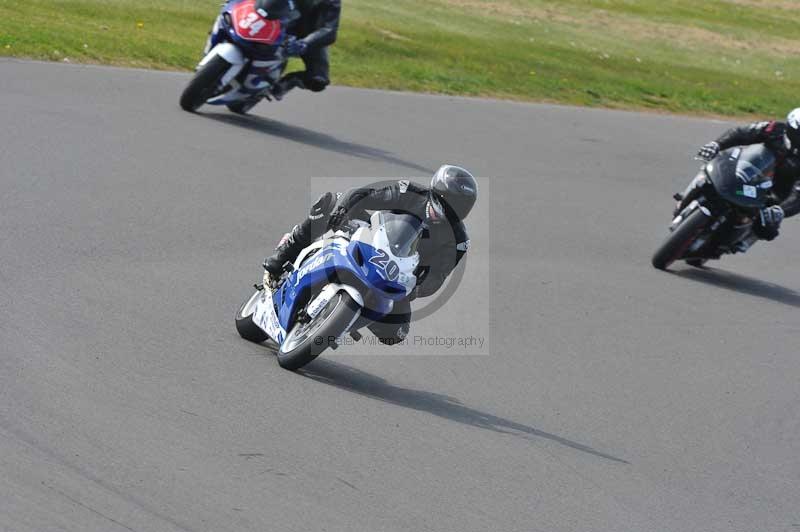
[1,59,799,532]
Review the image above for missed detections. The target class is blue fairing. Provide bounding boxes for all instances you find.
[208,16,225,50]
[273,240,409,331]
[349,240,410,294]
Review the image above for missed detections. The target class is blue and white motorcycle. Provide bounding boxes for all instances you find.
[236,211,422,370]
[179,0,298,114]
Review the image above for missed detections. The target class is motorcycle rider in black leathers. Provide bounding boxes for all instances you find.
[263,165,478,344]
[256,0,341,99]
[694,108,800,241]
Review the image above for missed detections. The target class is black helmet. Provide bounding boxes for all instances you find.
[430,164,478,220]
[787,108,800,150]
[255,0,295,20]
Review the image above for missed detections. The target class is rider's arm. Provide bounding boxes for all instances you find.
[715,121,783,150]
[337,181,426,214]
[415,223,470,298]
[779,183,800,218]
[336,186,393,212]
[301,0,341,49]
[452,221,470,268]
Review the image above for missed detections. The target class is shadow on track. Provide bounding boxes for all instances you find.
[202,112,433,174]
[673,267,800,308]
[298,358,628,464]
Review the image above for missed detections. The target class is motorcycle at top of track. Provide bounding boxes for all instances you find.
[235,211,423,370]
[179,0,298,114]
[651,143,778,270]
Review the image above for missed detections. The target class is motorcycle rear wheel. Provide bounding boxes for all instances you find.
[652,209,711,270]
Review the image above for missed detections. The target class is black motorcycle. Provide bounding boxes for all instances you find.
[652,144,777,270]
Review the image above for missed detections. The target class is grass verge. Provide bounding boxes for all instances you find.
[1,0,800,116]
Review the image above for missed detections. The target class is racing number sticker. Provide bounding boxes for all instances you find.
[231,0,282,44]
[239,12,266,36]
[369,249,399,281]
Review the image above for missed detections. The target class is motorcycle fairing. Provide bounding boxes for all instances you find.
[707,145,775,209]
[230,0,283,44]
[198,0,291,106]
[263,212,420,340]
[206,58,284,105]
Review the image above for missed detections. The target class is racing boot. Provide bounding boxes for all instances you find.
[263,225,306,284]
[269,74,303,101]
[366,299,411,346]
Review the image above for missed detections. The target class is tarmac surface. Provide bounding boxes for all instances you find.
[1,59,799,532]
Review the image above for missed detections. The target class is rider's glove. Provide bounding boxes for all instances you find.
[328,206,349,230]
[285,37,308,57]
[263,269,278,289]
[759,205,785,228]
[696,141,720,161]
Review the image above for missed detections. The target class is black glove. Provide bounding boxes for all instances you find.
[285,36,308,57]
[760,205,785,228]
[328,206,349,230]
[696,141,720,161]
[754,205,784,241]
[309,192,335,219]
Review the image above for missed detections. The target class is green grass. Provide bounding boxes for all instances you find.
[2,0,800,116]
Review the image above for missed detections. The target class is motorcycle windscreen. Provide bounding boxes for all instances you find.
[707,144,775,209]
[382,213,424,258]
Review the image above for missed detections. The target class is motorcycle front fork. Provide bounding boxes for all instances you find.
[674,170,708,215]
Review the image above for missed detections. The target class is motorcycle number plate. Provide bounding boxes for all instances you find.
[231,0,283,44]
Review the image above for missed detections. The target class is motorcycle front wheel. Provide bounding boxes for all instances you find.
[652,209,711,270]
[278,292,360,371]
[180,55,231,112]
[235,290,270,343]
